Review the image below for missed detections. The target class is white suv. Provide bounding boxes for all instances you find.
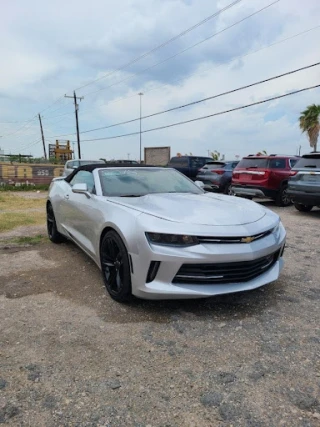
[63,160,105,177]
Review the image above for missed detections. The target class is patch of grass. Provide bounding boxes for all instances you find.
[0,234,48,246]
[0,193,46,211]
[0,211,46,232]
[11,234,48,245]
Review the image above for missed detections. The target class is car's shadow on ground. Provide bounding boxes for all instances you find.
[119,281,285,324]
[57,236,287,324]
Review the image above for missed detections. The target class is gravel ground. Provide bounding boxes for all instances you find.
[0,202,320,426]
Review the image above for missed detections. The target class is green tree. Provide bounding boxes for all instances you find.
[299,104,320,152]
[210,150,220,160]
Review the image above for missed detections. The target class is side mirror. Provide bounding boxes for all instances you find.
[72,183,91,198]
[194,180,205,189]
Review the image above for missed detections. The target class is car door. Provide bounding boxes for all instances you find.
[268,158,288,189]
[60,170,101,257]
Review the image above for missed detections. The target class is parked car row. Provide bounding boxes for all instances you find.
[169,153,320,212]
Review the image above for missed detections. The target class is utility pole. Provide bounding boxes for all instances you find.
[38,114,47,159]
[138,92,143,163]
[65,91,84,159]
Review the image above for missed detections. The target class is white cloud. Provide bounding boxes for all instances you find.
[0,0,319,159]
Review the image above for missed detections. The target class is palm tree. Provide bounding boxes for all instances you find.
[299,104,320,152]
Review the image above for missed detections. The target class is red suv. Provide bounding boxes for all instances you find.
[231,154,299,206]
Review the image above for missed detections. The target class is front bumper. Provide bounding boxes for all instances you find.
[129,227,286,300]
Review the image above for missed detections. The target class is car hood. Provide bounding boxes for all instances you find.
[109,193,266,226]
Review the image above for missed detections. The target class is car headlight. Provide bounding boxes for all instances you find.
[146,232,199,246]
[272,221,281,235]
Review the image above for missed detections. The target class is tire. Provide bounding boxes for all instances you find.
[100,231,132,303]
[275,185,291,207]
[294,203,313,212]
[46,202,66,243]
[223,183,233,195]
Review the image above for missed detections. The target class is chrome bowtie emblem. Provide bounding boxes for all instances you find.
[241,236,254,243]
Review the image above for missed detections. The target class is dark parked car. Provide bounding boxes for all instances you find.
[196,160,239,194]
[168,156,213,180]
[287,153,320,212]
[231,154,299,206]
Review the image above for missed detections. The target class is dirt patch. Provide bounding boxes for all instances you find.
[0,248,57,277]
[0,204,320,426]
[0,225,46,241]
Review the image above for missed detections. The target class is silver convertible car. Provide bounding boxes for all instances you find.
[47,164,286,302]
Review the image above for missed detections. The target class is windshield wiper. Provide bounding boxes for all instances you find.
[303,165,317,168]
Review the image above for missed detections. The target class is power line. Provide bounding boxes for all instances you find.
[41,24,320,122]
[15,138,42,153]
[128,24,320,100]
[75,0,244,92]
[50,61,320,138]
[1,115,38,139]
[82,0,279,97]
[77,83,320,142]
[16,1,243,124]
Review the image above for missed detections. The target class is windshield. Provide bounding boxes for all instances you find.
[190,157,213,168]
[205,162,226,169]
[237,158,269,168]
[99,168,203,197]
[79,160,105,166]
[294,156,320,168]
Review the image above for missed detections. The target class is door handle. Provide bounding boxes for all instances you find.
[64,194,69,200]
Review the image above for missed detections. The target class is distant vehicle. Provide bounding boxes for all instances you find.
[231,154,299,206]
[287,153,320,212]
[196,160,239,194]
[168,156,213,180]
[47,163,285,302]
[107,160,139,164]
[63,159,105,177]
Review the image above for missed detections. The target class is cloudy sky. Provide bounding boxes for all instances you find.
[0,0,319,161]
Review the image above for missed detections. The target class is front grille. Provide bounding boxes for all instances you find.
[197,229,272,244]
[173,250,280,284]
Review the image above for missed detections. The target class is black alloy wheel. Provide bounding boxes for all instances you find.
[294,203,313,212]
[46,203,65,243]
[100,231,132,302]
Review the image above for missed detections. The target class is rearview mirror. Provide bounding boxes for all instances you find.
[194,180,205,189]
[72,183,91,198]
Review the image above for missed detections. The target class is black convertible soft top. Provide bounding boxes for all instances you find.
[65,163,156,183]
